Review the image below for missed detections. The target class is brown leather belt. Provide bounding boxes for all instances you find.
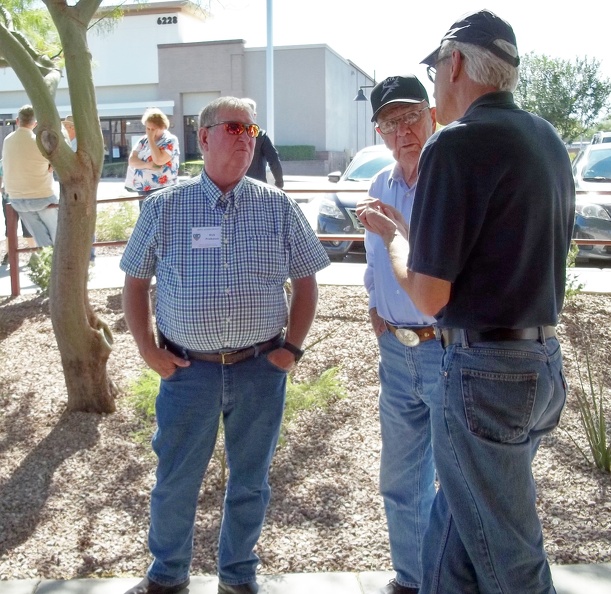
[164,334,282,365]
[385,322,436,346]
[440,326,556,348]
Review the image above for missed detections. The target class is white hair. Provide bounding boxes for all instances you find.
[439,39,519,92]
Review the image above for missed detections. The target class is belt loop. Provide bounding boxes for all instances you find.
[253,344,261,358]
[461,329,470,348]
[538,326,547,345]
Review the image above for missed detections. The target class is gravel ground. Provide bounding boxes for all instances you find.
[0,284,609,581]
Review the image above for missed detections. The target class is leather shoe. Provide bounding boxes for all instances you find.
[379,578,418,594]
[124,576,190,594]
[218,581,259,594]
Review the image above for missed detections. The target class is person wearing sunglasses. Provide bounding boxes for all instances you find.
[359,10,574,594]
[356,75,439,594]
[242,98,284,189]
[120,96,330,594]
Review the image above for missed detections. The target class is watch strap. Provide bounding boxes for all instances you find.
[282,340,304,362]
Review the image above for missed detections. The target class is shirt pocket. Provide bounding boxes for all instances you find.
[238,233,288,283]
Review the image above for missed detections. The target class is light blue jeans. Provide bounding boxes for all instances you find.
[421,335,566,594]
[9,195,59,247]
[377,330,442,589]
[146,353,287,588]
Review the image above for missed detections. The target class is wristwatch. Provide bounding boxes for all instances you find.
[282,341,304,362]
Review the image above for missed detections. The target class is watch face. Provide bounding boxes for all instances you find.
[395,328,420,347]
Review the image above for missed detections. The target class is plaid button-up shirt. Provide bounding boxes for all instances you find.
[120,172,329,351]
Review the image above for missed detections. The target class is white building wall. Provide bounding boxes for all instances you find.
[0,2,374,166]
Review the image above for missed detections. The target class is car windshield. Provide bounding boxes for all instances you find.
[343,154,394,181]
[580,148,611,181]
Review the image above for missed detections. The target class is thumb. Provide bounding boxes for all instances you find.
[172,355,191,368]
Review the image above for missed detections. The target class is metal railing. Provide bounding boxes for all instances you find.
[4,187,369,296]
[4,187,610,296]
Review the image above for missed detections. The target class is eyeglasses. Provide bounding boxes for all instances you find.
[427,55,451,83]
[376,107,429,135]
[206,121,260,138]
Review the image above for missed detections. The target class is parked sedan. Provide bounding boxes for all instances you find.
[572,144,611,262]
[317,145,394,260]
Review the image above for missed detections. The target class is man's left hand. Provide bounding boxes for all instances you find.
[267,347,296,371]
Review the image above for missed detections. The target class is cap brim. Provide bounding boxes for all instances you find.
[371,98,425,122]
[420,46,440,67]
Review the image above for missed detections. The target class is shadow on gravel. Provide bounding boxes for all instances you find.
[0,295,49,342]
[0,412,101,556]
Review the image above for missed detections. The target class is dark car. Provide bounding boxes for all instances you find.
[316,145,394,260]
[572,143,611,262]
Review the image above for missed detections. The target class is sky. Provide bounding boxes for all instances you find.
[201,0,611,100]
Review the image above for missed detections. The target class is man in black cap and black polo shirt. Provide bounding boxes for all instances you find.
[356,75,440,594]
[358,9,574,593]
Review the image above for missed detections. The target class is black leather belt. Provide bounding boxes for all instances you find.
[164,334,283,365]
[385,322,436,346]
[439,326,556,348]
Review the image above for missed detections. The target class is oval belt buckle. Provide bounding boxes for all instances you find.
[395,328,420,347]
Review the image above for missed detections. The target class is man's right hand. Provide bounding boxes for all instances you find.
[141,345,191,379]
[369,307,386,338]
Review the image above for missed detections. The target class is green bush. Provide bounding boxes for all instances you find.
[565,243,584,301]
[96,202,138,242]
[127,365,346,445]
[26,246,53,296]
[180,160,203,177]
[101,160,128,179]
[277,145,316,161]
[569,348,610,473]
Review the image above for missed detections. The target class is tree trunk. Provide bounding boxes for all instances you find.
[49,173,117,413]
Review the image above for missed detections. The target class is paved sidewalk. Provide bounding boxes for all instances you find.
[1,254,610,296]
[3,564,611,593]
[0,254,370,296]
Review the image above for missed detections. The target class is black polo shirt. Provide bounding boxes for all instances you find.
[408,92,575,330]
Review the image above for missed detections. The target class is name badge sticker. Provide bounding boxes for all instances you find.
[192,227,222,248]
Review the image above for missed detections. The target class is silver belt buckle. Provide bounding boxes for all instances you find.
[395,328,420,347]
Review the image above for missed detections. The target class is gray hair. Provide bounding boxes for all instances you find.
[17,105,35,126]
[198,97,252,129]
[439,39,519,92]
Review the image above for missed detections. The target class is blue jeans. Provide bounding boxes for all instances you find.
[421,335,566,594]
[377,331,442,589]
[9,195,59,247]
[146,353,287,588]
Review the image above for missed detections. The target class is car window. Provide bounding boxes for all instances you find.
[583,154,611,180]
[343,155,394,181]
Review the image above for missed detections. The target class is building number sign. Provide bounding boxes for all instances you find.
[157,16,178,25]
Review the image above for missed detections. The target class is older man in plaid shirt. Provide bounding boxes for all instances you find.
[121,97,329,594]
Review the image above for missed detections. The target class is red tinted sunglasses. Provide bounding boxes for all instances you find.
[206,121,260,138]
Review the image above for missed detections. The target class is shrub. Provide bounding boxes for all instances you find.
[180,160,203,177]
[277,145,316,161]
[101,160,128,179]
[96,202,138,242]
[565,242,584,301]
[568,348,610,472]
[127,365,346,448]
[26,247,54,296]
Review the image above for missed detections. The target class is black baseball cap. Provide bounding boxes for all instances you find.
[370,75,429,122]
[421,9,519,68]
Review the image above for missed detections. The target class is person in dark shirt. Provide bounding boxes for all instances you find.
[243,99,284,188]
[359,9,574,594]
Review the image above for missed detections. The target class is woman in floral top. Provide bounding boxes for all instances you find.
[126,108,180,206]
